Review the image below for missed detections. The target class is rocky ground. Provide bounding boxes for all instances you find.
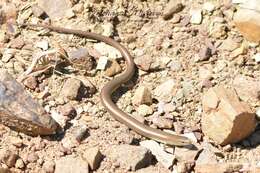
[0,0,260,172]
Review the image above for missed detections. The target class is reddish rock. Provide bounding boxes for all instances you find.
[202,85,257,145]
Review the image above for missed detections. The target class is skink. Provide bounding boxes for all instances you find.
[16,23,191,146]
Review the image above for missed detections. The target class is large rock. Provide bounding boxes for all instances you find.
[0,70,58,136]
[55,155,89,173]
[108,144,153,171]
[201,85,257,145]
[234,7,260,42]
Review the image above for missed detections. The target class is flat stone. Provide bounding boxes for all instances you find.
[234,8,260,42]
[219,39,239,51]
[154,79,176,103]
[132,86,153,106]
[140,140,174,169]
[55,155,89,173]
[198,46,212,61]
[196,149,218,165]
[233,75,260,102]
[93,42,122,59]
[38,0,72,20]
[203,2,215,12]
[82,147,103,170]
[96,56,108,70]
[108,144,152,171]
[136,166,170,173]
[202,85,257,145]
[0,70,58,135]
[190,9,202,24]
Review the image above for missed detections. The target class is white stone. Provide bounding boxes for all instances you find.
[252,53,260,63]
[137,105,153,116]
[102,22,114,37]
[203,2,215,12]
[35,40,49,50]
[154,79,176,102]
[96,56,108,70]
[94,42,122,59]
[140,140,174,169]
[190,9,202,24]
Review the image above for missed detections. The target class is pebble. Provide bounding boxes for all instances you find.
[31,4,46,18]
[26,152,39,163]
[104,59,122,77]
[108,144,153,171]
[196,149,218,165]
[42,160,55,173]
[163,1,184,20]
[0,149,18,167]
[102,22,114,37]
[15,159,25,169]
[93,42,122,59]
[2,49,15,63]
[132,86,153,106]
[38,0,72,20]
[140,140,174,169]
[58,104,77,119]
[35,40,49,50]
[174,146,201,163]
[96,56,108,70]
[69,48,94,71]
[233,75,260,102]
[198,46,212,61]
[152,116,173,129]
[82,147,103,170]
[252,53,260,63]
[23,76,38,90]
[203,2,215,12]
[55,155,89,173]
[60,78,85,101]
[9,37,25,49]
[134,55,152,71]
[190,9,202,24]
[72,124,88,142]
[154,79,176,103]
[256,108,260,121]
[50,110,68,128]
[137,105,153,116]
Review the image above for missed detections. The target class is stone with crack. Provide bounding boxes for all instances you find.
[0,70,58,136]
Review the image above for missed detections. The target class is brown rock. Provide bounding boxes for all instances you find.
[104,59,122,77]
[69,48,94,71]
[82,147,103,170]
[0,149,18,167]
[233,75,260,102]
[0,70,58,136]
[163,0,184,20]
[23,76,38,90]
[234,8,260,42]
[58,104,76,119]
[202,85,257,145]
[132,86,153,106]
